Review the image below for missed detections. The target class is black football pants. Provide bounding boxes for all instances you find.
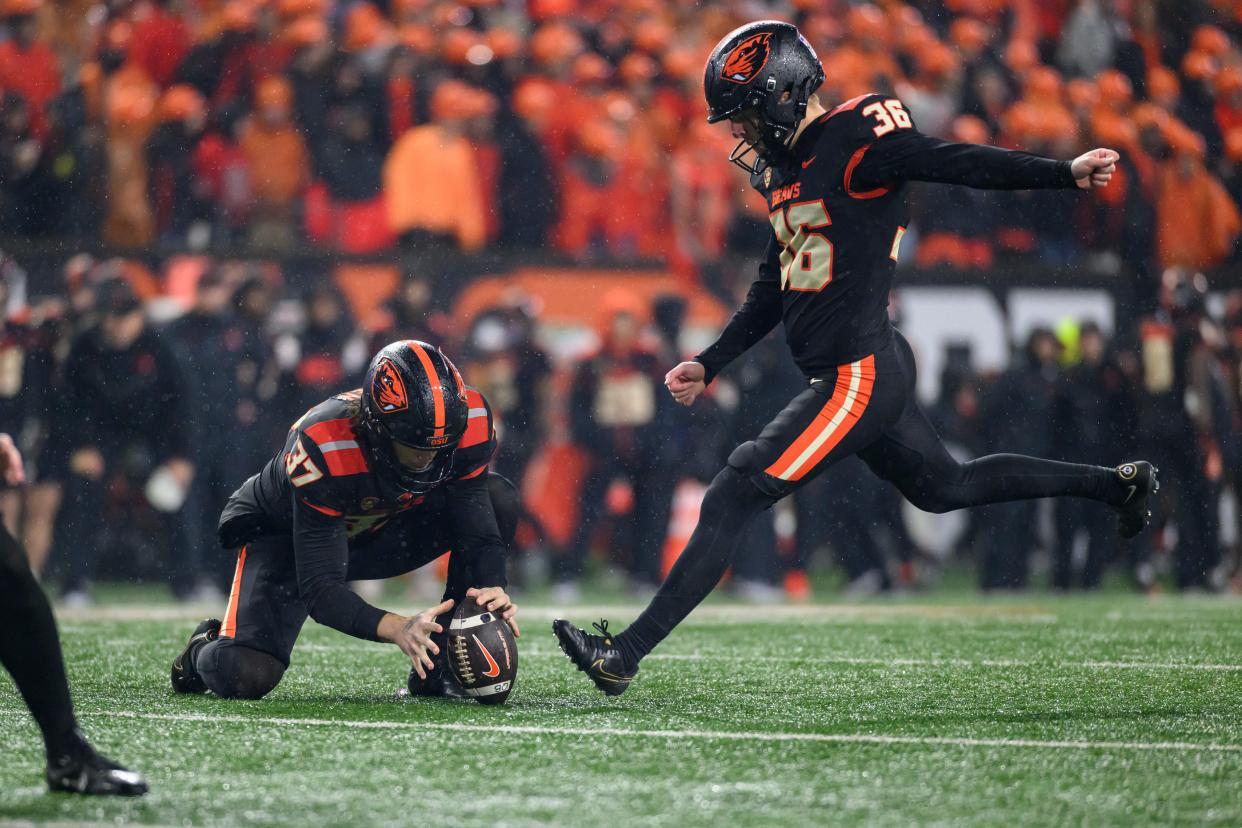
[0,523,88,762]
[193,473,519,699]
[616,330,1120,661]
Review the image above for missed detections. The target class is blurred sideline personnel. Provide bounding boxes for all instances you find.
[51,277,197,603]
[555,21,1159,694]
[1139,270,1233,589]
[0,433,147,795]
[169,341,519,700]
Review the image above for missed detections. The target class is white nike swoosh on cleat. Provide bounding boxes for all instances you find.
[1125,485,1137,503]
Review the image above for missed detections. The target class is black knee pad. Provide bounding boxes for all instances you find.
[196,640,286,700]
[699,464,779,527]
[727,441,796,500]
[486,472,520,548]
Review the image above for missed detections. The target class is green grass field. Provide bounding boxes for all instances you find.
[2,589,1241,827]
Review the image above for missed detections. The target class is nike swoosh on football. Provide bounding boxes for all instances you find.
[472,633,501,678]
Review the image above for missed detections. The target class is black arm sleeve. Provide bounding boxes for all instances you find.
[851,131,1078,192]
[445,475,507,588]
[694,237,783,385]
[292,496,386,641]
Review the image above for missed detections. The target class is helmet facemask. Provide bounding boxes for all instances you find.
[719,75,818,174]
[359,413,459,497]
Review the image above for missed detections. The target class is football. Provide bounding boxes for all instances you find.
[445,596,518,705]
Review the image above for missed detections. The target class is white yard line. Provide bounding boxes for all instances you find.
[634,653,1242,672]
[54,603,1061,623]
[87,711,1242,754]
[297,644,1242,673]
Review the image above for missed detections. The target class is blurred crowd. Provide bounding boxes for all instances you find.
[4,0,1242,287]
[1,253,1241,603]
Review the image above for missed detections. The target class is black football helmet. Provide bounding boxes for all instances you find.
[704,20,825,174]
[359,340,469,496]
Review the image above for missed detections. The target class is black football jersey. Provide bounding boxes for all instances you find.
[697,93,1077,381]
[228,386,496,538]
[217,386,501,641]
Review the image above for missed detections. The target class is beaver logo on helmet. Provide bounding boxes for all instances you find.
[721,31,772,84]
[372,358,409,413]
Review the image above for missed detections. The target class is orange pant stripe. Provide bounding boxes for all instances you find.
[220,546,248,639]
[765,355,876,482]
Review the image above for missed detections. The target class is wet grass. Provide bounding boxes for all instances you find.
[1,591,1240,826]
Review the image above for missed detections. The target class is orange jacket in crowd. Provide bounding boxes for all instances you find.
[1156,155,1242,270]
[101,63,159,247]
[383,123,486,252]
[239,118,309,206]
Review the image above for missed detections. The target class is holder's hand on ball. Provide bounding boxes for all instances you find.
[379,599,454,679]
[467,586,519,637]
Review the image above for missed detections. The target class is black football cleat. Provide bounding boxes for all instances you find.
[405,631,466,699]
[170,618,220,694]
[553,619,637,697]
[406,667,467,699]
[47,739,149,796]
[1113,461,1159,539]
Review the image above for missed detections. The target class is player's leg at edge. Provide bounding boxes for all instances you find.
[0,523,148,795]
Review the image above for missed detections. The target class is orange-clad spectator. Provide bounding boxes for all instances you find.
[239,76,309,249]
[1004,38,1040,79]
[128,0,190,88]
[821,4,900,101]
[1066,77,1098,113]
[602,90,666,258]
[1001,66,1077,149]
[1215,66,1242,137]
[1094,69,1133,112]
[1192,24,1232,59]
[1148,64,1180,111]
[0,0,61,137]
[1156,125,1241,270]
[669,120,737,281]
[99,20,159,247]
[554,119,625,256]
[383,80,493,252]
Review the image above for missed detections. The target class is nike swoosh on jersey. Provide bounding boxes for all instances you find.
[801,155,817,169]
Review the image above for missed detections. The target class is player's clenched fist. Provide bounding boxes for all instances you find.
[1070,148,1120,190]
[665,360,707,407]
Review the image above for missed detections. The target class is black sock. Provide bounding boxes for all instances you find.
[615,467,774,664]
[0,525,85,762]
